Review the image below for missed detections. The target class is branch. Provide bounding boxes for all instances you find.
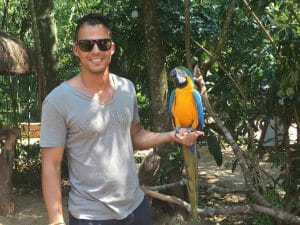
[194,65,272,208]
[145,179,186,191]
[145,179,255,195]
[142,186,252,216]
[241,0,273,43]
[195,70,251,185]
[251,204,300,224]
[200,183,255,195]
[193,39,248,102]
[142,187,300,224]
[192,38,212,56]
[203,0,236,74]
[142,186,191,211]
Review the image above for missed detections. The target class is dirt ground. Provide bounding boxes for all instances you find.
[0,193,68,225]
[0,146,266,225]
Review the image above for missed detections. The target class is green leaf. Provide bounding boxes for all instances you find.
[206,128,223,167]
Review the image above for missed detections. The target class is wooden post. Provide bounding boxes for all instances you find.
[0,128,19,216]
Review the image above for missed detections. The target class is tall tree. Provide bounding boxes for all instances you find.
[142,0,187,222]
[143,0,168,133]
[0,128,19,216]
[29,0,58,109]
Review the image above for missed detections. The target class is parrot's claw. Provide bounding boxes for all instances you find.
[174,126,182,138]
[175,126,195,134]
[187,127,196,132]
[175,126,182,134]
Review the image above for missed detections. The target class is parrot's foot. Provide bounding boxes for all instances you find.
[174,126,196,137]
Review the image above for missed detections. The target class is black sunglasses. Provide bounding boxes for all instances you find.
[76,39,112,52]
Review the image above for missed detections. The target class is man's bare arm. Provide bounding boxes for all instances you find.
[130,122,203,150]
[41,146,65,225]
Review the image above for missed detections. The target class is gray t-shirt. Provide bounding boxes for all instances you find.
[40,74,144,220]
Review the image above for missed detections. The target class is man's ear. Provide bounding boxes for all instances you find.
[72,44,79,57]
[111,42,116,55]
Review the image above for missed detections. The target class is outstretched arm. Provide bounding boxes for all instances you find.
[130,122,203,150]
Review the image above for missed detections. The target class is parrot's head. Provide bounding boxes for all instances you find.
[169,67,188,88]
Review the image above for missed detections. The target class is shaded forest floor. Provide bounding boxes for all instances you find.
[151,146,252,225]
[198,146,249,225]
[0,146,277,225]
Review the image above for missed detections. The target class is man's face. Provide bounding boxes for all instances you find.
[73,23,115,75]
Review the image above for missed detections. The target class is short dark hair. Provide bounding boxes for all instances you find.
[74,13,111,41]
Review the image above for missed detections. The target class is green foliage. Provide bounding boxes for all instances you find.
[157,0,185,58]
[13,143,41,190]
[267,147,285,168]
[136,85,151,128]
[276,29,300,96]
[0,1,31,40]
[0,75,39,126]
[279,145,300,201]
[251,209,274,225]
[159,145,184,184]
[267,1,300,97]
[250,189,283,225]
[13,142,69,191]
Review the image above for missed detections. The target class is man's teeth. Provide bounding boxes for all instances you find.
[90,58,102,62]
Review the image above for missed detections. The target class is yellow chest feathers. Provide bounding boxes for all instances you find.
[171,87,199,129]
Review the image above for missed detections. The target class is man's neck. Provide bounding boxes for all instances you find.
[80,71,111,92]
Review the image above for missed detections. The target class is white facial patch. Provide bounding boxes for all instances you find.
[175,68,187,84]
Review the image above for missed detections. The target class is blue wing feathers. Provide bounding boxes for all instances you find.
[193,90,204,131]
[168,90,175,127]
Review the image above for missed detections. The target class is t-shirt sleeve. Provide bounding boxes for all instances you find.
[39,98,67,147]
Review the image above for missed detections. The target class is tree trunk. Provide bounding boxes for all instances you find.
[0,128,19,216]
[0,31,33,75]
[143,0,168,133]
[29,0,58,111]
[142,0,188,222]
[143,0,171,169]
[143,0,183,189]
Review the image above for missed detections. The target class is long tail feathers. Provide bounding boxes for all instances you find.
[182,144,199,219]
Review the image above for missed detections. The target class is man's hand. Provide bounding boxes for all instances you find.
[173,127,204,147]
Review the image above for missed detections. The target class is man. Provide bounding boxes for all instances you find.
[40,13,203,225]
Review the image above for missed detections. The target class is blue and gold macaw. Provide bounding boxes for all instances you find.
[168,66,204,219]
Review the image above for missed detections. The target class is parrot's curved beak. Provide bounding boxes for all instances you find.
[169,68,177,80]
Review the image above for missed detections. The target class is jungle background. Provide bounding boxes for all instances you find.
[0,0,299,224]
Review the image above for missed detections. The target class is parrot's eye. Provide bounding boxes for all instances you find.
[176,69,186,78]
